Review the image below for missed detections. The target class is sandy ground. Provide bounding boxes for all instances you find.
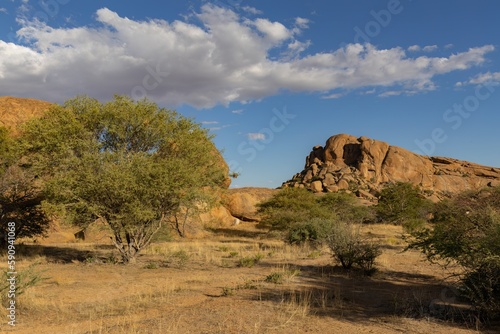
[1,224,497,334]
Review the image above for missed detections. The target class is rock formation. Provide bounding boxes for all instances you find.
[282,134,500,201]
[0,96,53,135]
[223,187,278,222]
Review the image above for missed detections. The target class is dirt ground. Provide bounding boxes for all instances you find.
[1,223,498,334]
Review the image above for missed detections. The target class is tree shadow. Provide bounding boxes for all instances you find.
[208,227,268,239]
[15,244,109,263]
[245,262,484,330]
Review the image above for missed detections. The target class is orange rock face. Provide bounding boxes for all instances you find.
[284,134,500,201]
[0,96,53,135]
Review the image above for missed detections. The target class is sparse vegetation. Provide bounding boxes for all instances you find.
[325,221,381,274]
[407,186,500,322]
[0,263,48,301]
[258,189,374,245]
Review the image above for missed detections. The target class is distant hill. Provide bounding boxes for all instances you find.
[282,133,500,201]
[0,96,53,134]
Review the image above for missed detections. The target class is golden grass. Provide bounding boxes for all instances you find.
[0,223,484,334]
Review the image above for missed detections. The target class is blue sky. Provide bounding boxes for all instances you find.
[1,0,499,188]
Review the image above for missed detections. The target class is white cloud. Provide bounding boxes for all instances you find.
[254,18,291,43]
[0,5,495,108]
[379,90,403,97]
[445,43,454,49]
[0,8,7,14]
[322,92,344,99]
[295,17,309,29]
[408,45,420,52]
[242,6,262,15]
[247,133,265,140]
[456,71,500,86]
[201,121,219,125]
[231,109,244,114]
[423,45,438,52]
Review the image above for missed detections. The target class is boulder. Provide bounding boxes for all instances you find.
[223,187,278,221]
[310,180,323,193]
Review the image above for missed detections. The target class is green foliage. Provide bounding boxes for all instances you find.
[286,218,336,245]
[21,95,226,263]
[258,188,374,245]
[318,192,375,224]
[376,182,432,224]
[257,188,332,230]
[265,269,300,284]
[1,264,48,300]
[143,262,159,270]
[238,254,264,268]
[326,222,381,274]
[407,186,500,320]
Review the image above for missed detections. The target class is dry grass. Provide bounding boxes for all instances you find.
[0,223,492,334]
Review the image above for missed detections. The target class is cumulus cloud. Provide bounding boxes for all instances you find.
[408,45,420,52]
[0,5,495,108]
[456,71,500,86]
[422,45,438,52]
[254,18,291,43]
[295,17,309,29]
[242,6,262,15]
[247,133,265,140]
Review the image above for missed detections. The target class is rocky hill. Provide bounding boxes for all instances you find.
[0,96,53,135]
[282,134,500,202]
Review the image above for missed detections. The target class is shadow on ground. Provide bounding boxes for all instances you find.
[246,261,486,331]
[15,244,114,263]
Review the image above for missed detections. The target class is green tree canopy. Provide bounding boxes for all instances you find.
[21,95,227,263]
[376,182,432,224]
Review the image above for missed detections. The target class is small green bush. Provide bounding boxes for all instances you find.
[1,263,48,301]
[144,262,159,269]
[326,222,381,274]
[376,182,432,224]
[238,254,264,268]
[265,272,285,284]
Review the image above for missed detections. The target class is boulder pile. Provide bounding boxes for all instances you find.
[282,134,500,201]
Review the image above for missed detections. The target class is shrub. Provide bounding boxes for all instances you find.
[407,186,500,321]
[286,218,335,245]
[238,254,264,268]
[257,188,332,230]
[325,222,380,274]
[1,263,48,301]
[258,188,373,245]
[376,182,432,224]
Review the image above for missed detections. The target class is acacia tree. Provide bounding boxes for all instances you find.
[22,95,227,263]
